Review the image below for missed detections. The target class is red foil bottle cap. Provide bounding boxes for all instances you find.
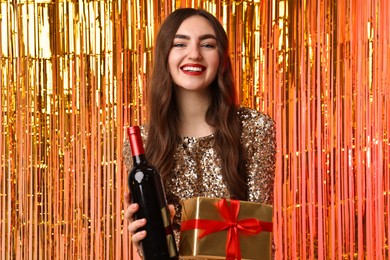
[127,126,145,156]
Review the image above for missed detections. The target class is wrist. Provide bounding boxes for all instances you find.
[136,248,143,259]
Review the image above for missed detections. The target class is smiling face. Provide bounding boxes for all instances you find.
[168,15,220,93]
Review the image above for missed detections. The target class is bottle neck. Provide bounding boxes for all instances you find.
[127,126,147,165]
[133,154,147,165]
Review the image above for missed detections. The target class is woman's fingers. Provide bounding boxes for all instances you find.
[124,191,131,205]
[131,229,147,247]
[128,219,147,250]
[124,190,145,253]
[128,218,147,235]
[168,204,175,222]
[124,203,139,222]
[125,199,174,246]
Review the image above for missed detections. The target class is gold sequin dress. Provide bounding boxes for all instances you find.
[123,106,276,246]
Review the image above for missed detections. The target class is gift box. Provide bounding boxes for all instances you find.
[179,197,273,260]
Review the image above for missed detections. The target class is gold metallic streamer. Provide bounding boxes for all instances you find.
[0,0,389,259]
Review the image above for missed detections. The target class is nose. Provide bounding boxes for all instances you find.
[188,45,202,60]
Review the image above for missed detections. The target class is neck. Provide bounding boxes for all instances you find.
[175,88,214,138]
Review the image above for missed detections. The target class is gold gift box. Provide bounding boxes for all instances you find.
[179,197,273,260]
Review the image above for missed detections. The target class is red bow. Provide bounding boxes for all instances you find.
[181,199,273,260]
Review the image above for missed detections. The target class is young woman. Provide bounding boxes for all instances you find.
[123,8,276,257]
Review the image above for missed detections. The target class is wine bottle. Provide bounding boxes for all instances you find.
[127,126,178,260]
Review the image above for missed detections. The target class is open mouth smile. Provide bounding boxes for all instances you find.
[180,64,206,74]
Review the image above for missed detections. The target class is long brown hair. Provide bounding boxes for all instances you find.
[145,8,247,200]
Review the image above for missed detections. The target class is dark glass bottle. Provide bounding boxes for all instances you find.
[127,126,178,260]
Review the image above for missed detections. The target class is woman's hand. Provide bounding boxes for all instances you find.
[124,191,147,251]
[124,191,176,255]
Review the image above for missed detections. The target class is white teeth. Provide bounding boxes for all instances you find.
[182,66,203,72]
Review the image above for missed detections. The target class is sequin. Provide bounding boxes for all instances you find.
[123,106,276,248]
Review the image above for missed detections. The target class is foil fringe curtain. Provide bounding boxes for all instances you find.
[0,0,389,259]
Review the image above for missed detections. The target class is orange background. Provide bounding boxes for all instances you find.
[0,0,389,259]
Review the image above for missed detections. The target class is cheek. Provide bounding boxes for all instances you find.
[210,55,220,74]
[168,53,179,73]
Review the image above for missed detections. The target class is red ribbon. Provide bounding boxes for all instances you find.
[180,199,272,260]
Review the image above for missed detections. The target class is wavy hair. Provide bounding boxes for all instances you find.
[145,8,247,200]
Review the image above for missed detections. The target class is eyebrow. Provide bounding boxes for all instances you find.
[174,34,217,41]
